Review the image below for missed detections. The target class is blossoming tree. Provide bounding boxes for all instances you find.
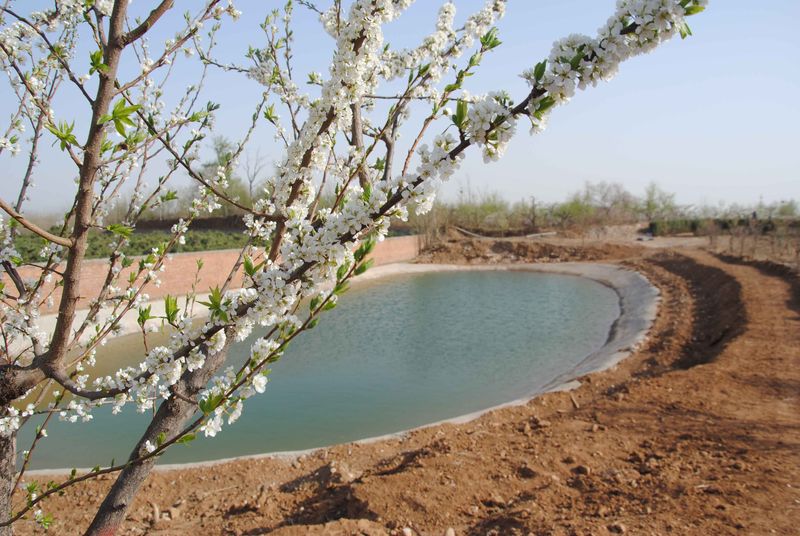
[0,0,706,533]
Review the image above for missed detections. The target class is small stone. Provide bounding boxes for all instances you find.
[518,465,537,479]
[608,522,626,533]
[445,529,456,536]
[402,528,415,536]
[149,503,161,526]
[572,465,591,476]
[562,456,576,464]
[531,416,551,428]
[482,494,505,507]
[591,423,600,432]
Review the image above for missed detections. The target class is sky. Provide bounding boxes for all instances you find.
[1,0,798,213]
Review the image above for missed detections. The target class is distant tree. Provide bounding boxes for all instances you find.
[199,137,250,216]
[775,199,798,218]
[552,190,595,229]
[244,149,268,206]
[641,181,678,222]
[584,181,639,224]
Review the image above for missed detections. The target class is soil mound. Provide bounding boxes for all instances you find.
[418,234,642,265]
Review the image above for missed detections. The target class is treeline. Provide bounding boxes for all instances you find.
[411,181,798,237]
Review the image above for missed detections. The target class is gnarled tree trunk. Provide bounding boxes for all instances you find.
[84,338,232,536]
[0,431,16,536]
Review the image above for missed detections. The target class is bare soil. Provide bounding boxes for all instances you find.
[15,240,800,536]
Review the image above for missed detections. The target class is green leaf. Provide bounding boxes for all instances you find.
[533,60,547,82]
[354,258,374,276]
[89,49,108,75]
[188,110,208,122]
[106,223,133,238]
[198,286,227,321]
[534,96,556,117]
[307,318,319,329]
[468,52,482,68]
[100,137,115,154]
[263,103,278,124]
[333,281,350,295]
[198,393,223,415]
[336,261,351,281]
[156,432,167,446]
[99,99,141,136]
[176,433,196,445]
[45,121,78,151]
[480,28,502,50]
[243,256,256,277]
[684,5,705,15]
[37,512,54,529]
[569,45,586,70]
[354,235,377,262]
[160,190,178,203]
[137,305,152,328]
[164,295,179,324]
[453,100,468,130]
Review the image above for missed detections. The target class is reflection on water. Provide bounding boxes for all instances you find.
[19,271,619,469]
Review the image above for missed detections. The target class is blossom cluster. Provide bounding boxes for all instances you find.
[464,92,517,162]
[523,0,707,133]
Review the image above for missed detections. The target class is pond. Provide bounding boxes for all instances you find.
[20,270,620,469]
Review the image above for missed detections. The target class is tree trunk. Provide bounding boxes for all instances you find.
[83,396,189,536]
[84,338,233,535]
[0,432,16,536]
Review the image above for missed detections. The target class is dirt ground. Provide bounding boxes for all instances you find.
[14,238,800,535]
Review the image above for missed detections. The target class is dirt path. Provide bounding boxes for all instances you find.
[15,249,800,535]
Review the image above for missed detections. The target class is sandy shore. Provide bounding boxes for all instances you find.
[12,241,800,536]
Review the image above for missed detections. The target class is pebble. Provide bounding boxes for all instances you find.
[518,465,537,479]
[608,522,627,533]
[572,464,591,476]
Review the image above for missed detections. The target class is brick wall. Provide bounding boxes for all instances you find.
[3,235,421,313]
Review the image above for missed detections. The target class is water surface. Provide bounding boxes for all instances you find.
[21,270,619,469]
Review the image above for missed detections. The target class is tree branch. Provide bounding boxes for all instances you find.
[118,0,175,47]
[0,198,73,248]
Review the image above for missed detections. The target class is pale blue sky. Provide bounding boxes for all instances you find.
[1,0,798,212]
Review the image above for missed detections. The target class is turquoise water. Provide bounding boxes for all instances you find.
[20,271,619,469]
